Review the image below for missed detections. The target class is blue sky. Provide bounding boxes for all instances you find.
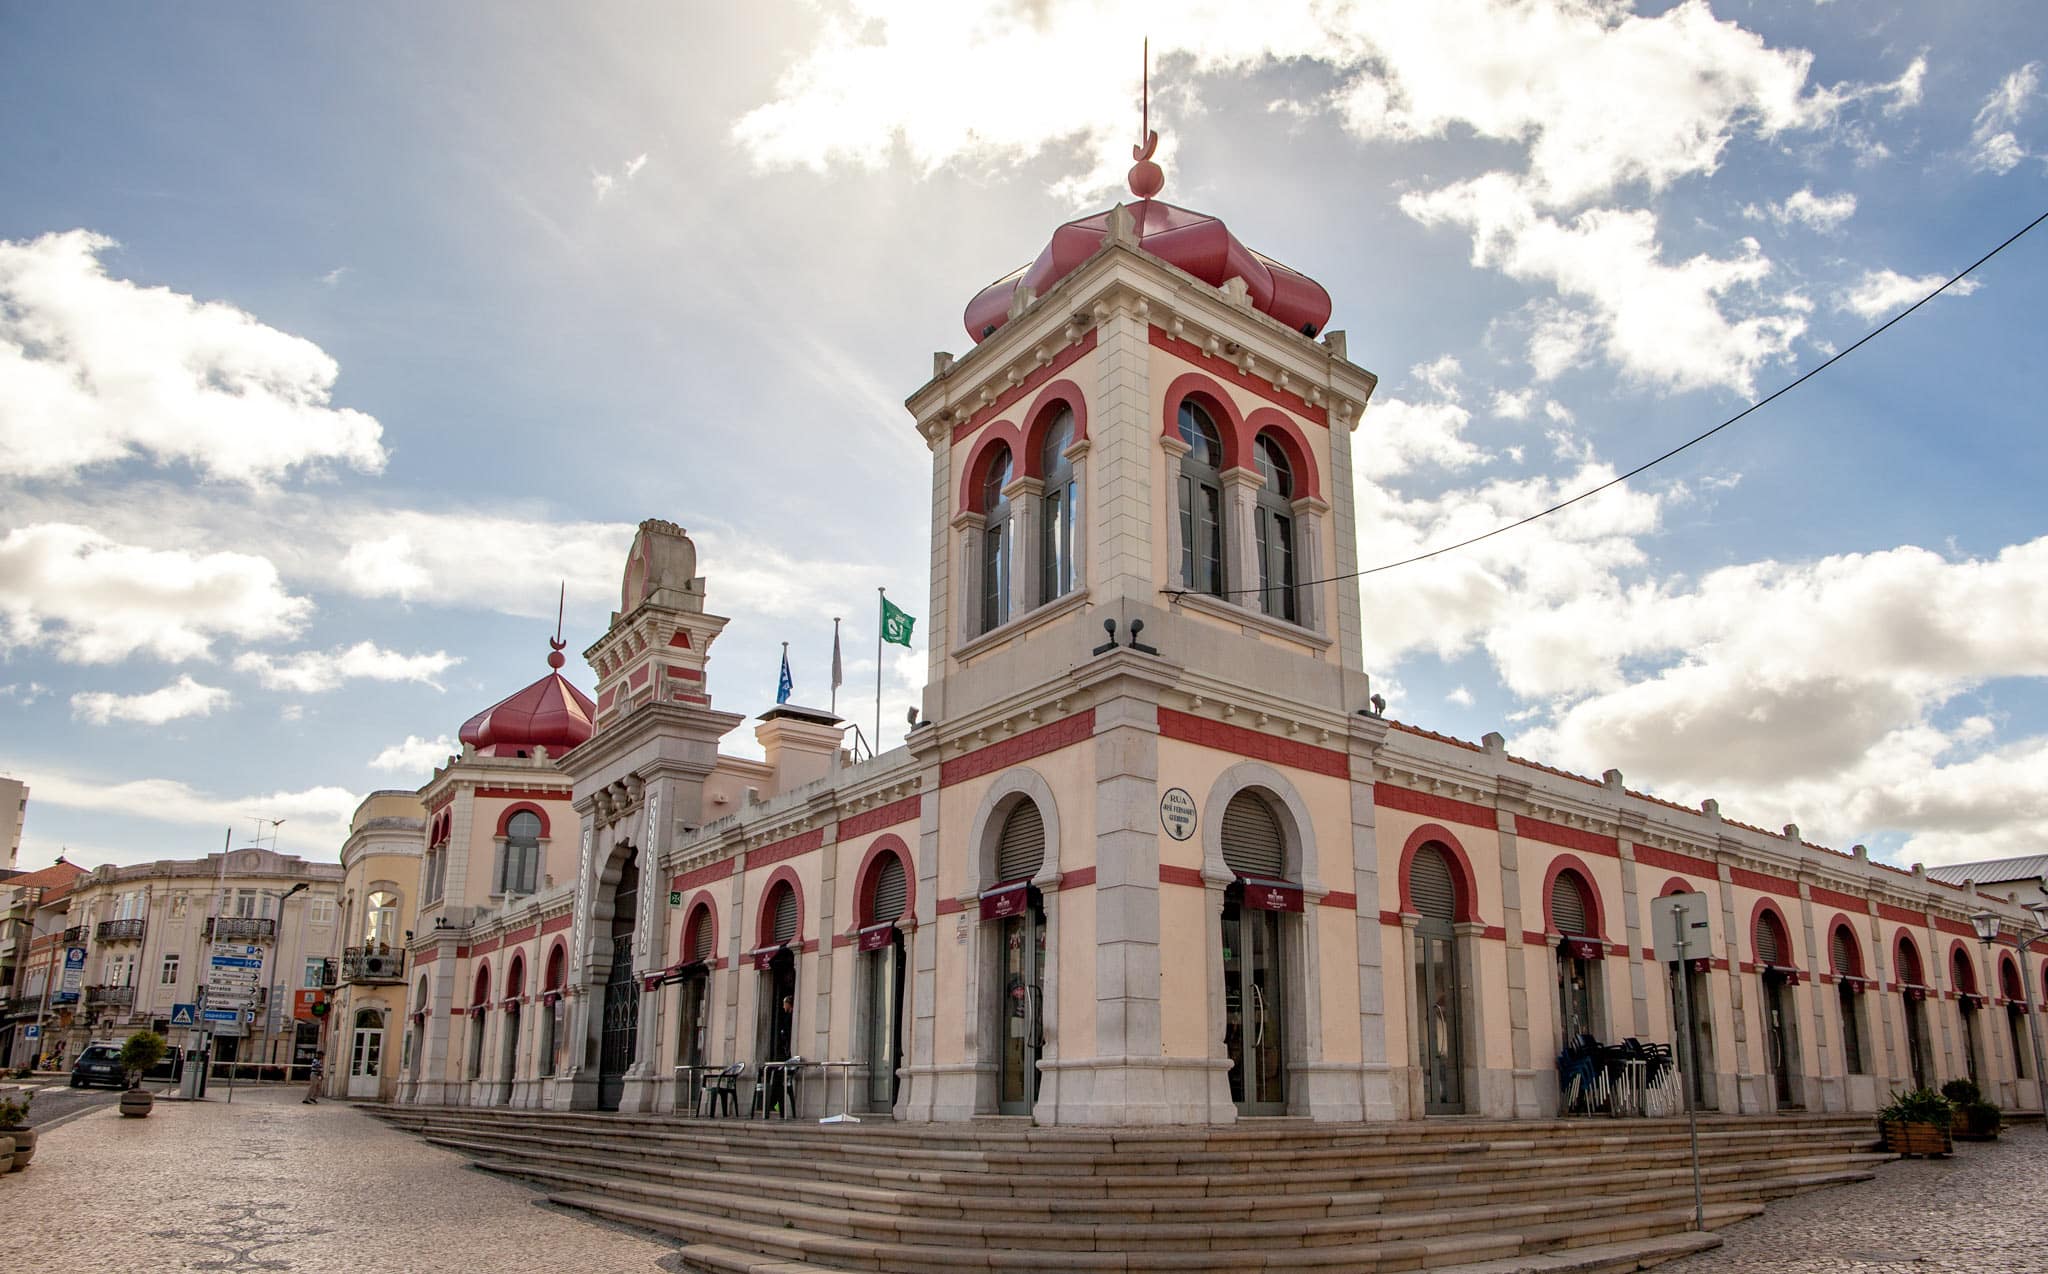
[1,2,2043,871]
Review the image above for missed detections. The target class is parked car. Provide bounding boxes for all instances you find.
[69,1042,126,1089]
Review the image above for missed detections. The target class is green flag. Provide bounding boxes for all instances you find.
[880,595,916,647]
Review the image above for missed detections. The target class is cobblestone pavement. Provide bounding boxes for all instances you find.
[1,1078,121,1131]
[1662,1127,2048,1273]
[0,1084,675,1273]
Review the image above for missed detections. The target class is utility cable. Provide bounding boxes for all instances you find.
[1164,208,2046,599]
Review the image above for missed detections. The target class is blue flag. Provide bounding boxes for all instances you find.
[777,645,793,704]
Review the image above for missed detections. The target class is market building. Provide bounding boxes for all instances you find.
[399,164,2046,1127]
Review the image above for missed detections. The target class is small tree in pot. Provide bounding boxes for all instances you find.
[117,1030,168,1117]
[1877,1087,1955,1156]
[0,1088,32,1170]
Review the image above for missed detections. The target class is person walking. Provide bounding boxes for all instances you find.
[302,1053,323,1104]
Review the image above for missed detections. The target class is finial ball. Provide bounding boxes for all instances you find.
[547,650,566,669]
[1128,159,1164,199]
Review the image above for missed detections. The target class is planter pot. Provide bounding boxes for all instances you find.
[118,1089,154,1118]
[0,1132,13,1172]
[0,1125,34,1170]
[1881,1119,1952,1157]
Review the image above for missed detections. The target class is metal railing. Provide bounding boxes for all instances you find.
[341,946,407,984]
[95,918,146,942]
[85,984,135,1006]
[207,916,276,941]
[62,925,87,944]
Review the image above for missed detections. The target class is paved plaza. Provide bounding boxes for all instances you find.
[1,1085,673,1273]
[1661,1124,2048,1274]
[5,1089,2045,1273]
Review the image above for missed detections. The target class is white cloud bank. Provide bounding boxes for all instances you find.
[6,762,362,861]
[1837,269,1980,321]
[1971,62,2039,174]
[71,674,231,726]
[0,229,386,484]
[235,641,459,694]
[368,734,456,775]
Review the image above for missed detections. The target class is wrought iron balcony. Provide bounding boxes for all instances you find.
[207,916,276,941]
[341,946,407,984]
[62,925,87,944]
[96,918,146,942]
[85,984,135,1007]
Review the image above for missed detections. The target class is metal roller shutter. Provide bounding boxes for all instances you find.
[771,885,798,943]
[1952,949,1975,994]
[997,801,1045,883]
[691,910,714,962]
[1830,928,1855,977]
[1754,914,1782,966]
[1410,846,1456,923]
[1221,792,1286,879]
[871,856,908,925]
[1550,872,1589,936]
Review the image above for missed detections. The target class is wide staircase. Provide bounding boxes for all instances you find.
[366,1104,1890,1273]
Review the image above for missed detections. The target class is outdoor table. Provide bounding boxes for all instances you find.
[672,1063,715,1117]
[753,1058,805,1119]
[816,1059,861,1124]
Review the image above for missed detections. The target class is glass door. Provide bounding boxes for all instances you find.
[348,1018,383,1098]
[1416,925,1464,1113]
[1763,973,1798,1108]
[1223,894,1287,1114]
[998,907,1045,1114]
[865,934,905,1110]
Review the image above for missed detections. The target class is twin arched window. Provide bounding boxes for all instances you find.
[1177,401,1226,596]
[1253,435,1298,622]
[974,405,1081,637]
[495,810,542,896]
[1040,408,1077,604]
[980,443,1014,633]
[1177,399,1301,622]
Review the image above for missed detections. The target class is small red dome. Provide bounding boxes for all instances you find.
[965,199,1332,344]
[458,670,595,758]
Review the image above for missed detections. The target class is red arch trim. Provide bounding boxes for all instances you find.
[1826,914,1864,977]
[1998,951,2023,1001]
[1947,938,1980,994]
[854,834,916,928]
[544,941,566,991]
[471,961,492,1008]
[1656,877,1697,898]
[683,893,718,964]
[1895,930,1926,984]
[1244,407,1323,500]
[1161,371,1247,472]
[1396,823,1481,924]
[755,866,805,947]
[1748,898,1795,968]
[1539,854,1607,940]
[503,951,526,997]
[495,801,553,838]
[957,421,1025,515]
[1019,380,1089,477]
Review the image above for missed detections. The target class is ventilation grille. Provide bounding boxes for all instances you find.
[1410,846,1456,923]
[871,856,908,925]
[996,801,1045,883]
[1831,928,1856,977]
[1952,949,1976,994]
[1221,792,1286,879]
[690,912,714,962]
[770,886,798,944]
[1754,915,1783,966]
[1898,941,1923,985]
[1550,873,1589,937]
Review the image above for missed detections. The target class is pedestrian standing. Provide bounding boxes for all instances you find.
[302,1053,322,1104]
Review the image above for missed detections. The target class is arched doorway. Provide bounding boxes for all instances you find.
[1897,936,1931,1089]
[1550,868,1603,1047]
[675,904,714,1074]
[1831,924,1868,1076]
[467,965,490,1085]
[540,944,565,1080]
[754,878,801,1114]
[501,954,525,1093]
[858,849,909,1111]
[985,798,1047,1115]
[1409,843,1464,1114]
[1220,790,1293,1116]
[1952,946,1982,1087]
[598,848,640,1111]
[1753,908,1801,1109]
[348,1008,386,1099]
[2001,958,2031,1084]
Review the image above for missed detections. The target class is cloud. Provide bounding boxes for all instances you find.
[592,153,650,200]
[1970,62,2038,174]
[0,682,51,705]
[319,266,349,286]
[3,762,360,862]
[624,153,648,179]
[1403,174,1805,394]
[368,734,455,775]
[1490,388,1536,420]
[234,641,459,694]
[1356,357,1485,480]
[1446,685,1473,707]
[1746,187,1857,232]
[71,674,231,726]
[1837,269,1980,320]
[0,522,310,663]
[591,171,615,200]
[333,511,634,613]
[0,229,386,484]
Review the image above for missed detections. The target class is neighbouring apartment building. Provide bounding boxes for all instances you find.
[1,858,89,1067]
[0,777,27,871]
[318,790,424,1101]
[394,171,2046,1126]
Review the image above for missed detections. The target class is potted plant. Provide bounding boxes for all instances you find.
[117,1030,168,1117]
[1877,1087,1955,1156]
[1959,1097,2004,1140]
[0,1088,30,1170]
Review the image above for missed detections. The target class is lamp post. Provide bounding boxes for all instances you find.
[267,882,310,1069]
[1970,888,2048,1135]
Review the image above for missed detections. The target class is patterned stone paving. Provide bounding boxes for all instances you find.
[0,1085,673,1273]
[1661,1124,2048,1273]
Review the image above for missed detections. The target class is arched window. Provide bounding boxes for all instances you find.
[767,882,799,945]
[1951,946,1978,995]
[1177,401,1226,597]
[995,800,1046,884]
[686,904,716,964]
[1549,871,1592,937]
[981,442,1014,632]
[1039,407,1076,604]
[1832,924,1868,1075]
[868,854,909,927]
[1253,434,1298,622]
[1550,869,1601,1044]
[496,810,543,896]
[1410,845,1458,924]
[365,890,400,947]
[1753,911,1788,967]
[1220,791,1287,880]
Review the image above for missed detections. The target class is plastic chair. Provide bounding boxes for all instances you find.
[701,1063,745,1117]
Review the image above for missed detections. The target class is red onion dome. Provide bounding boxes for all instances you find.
[458,662,595,759]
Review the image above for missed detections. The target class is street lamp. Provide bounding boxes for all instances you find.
[267,882,310,1068]
[1970,883,2048,1135]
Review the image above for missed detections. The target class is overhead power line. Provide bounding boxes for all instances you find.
[1166,207,2046,600]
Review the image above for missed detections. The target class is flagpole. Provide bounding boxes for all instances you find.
[876,588,885,756]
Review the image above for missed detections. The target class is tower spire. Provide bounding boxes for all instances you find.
[548,581,567,669]
[1128,37,1163,200]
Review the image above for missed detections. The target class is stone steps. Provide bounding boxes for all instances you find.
[368,1105,1884,1274]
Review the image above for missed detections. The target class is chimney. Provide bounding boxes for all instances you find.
[755,705,846,795]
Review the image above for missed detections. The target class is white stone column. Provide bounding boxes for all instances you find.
[1290,496,1329,633]
[1220,468,1263,601]
[1063,439,1090,592]
[1160,435,1190,588]
[1005,475,1044,619]
[952,513,985,644]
